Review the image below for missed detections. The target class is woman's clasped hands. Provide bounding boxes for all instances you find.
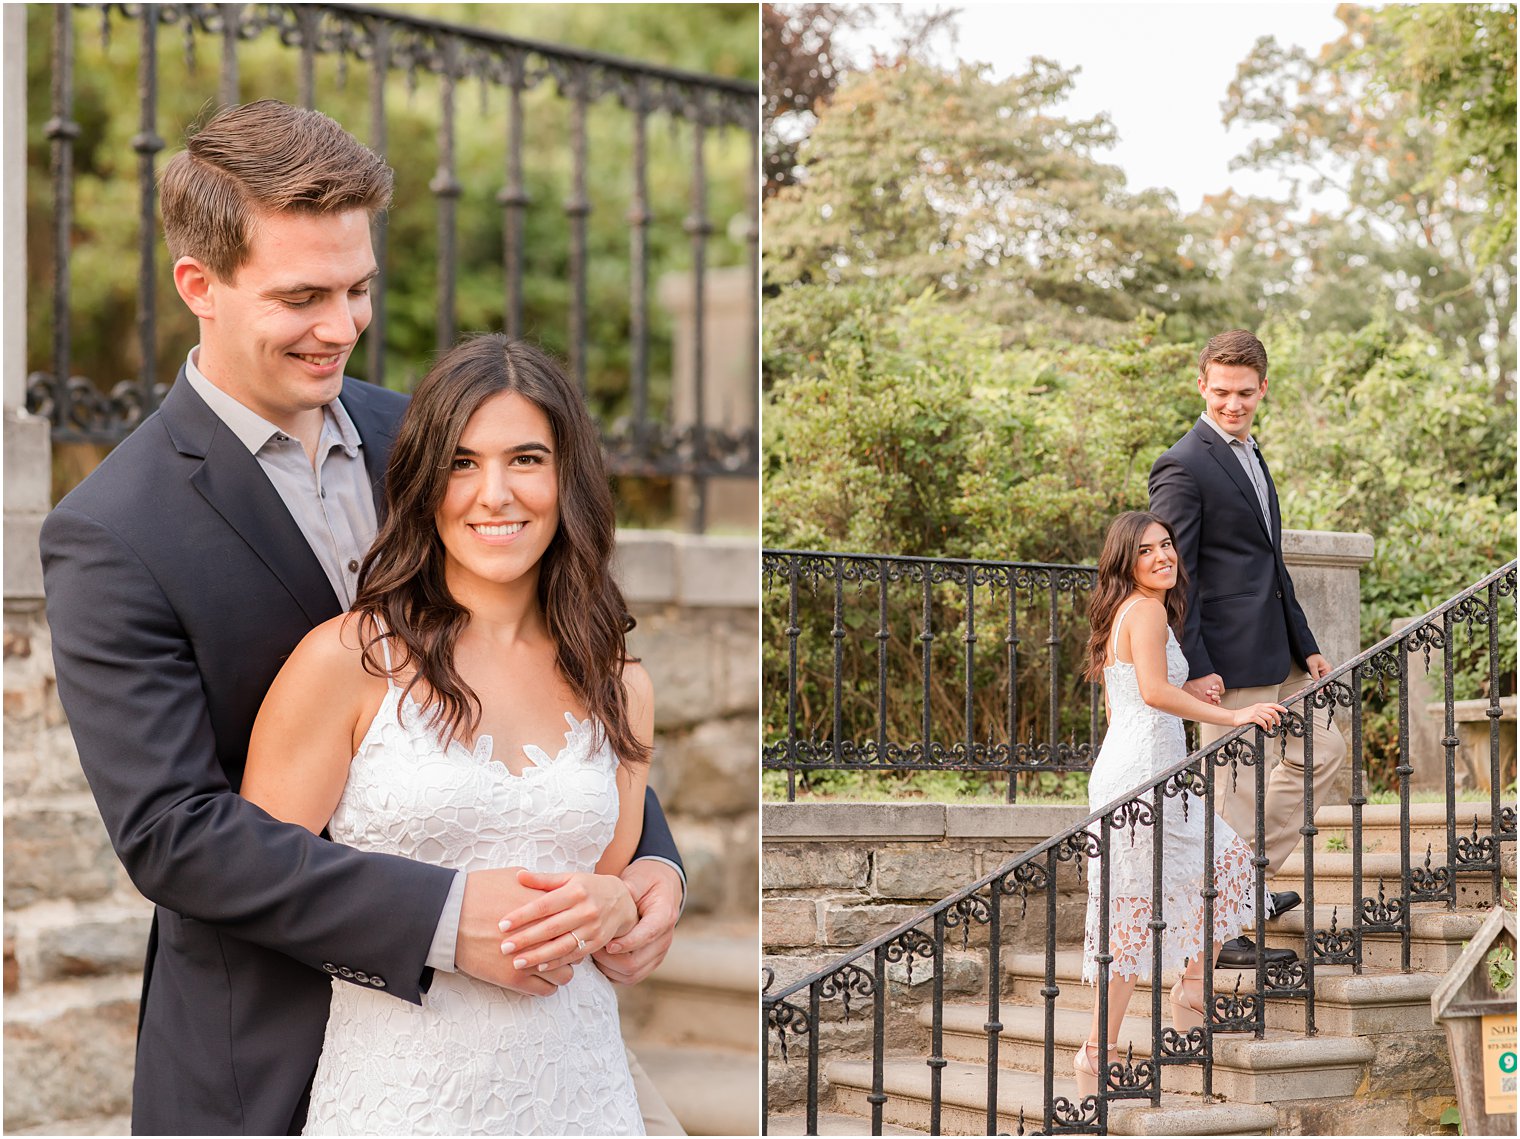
[497,869,639,975]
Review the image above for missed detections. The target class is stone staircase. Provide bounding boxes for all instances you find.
[769,802,1505,1135]
[620,917,760,1135]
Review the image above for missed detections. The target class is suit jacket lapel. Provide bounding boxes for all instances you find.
[1194,422,1272,541]
[341,378,400,522]
[161,374,343,627]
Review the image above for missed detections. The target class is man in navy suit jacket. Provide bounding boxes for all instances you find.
[1149,329,1346,964]
[42,100,685,1135]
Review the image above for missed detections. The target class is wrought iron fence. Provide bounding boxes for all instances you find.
[763,560,1517,1135]
[763,549,1102,801]
[28,3,758,528]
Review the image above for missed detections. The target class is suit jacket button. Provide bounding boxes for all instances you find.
[354,970,369,984]
[322,962,338,974]
[370,976,386,988]
[338,966,354,979]
[1275,590,1283,598]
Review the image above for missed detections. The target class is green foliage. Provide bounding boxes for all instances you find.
[1439,1104,1462,1133]
[1488,944,1516,992]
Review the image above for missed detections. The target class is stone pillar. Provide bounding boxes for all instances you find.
[657,266,758,532]
[615,528,759,919]
[4,4,47,604]
[1283,529,1375,807]
[1282,529,1375,672]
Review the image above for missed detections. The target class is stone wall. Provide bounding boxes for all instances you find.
[762,802,1087,1112]
[3,529,757,1134]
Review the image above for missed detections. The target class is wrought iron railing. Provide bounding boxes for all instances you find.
[763,560,1517,1135]
[762,549,1102,801]
[28,3,758,527]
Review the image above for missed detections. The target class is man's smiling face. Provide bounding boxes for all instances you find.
[1198,361,1267,442]
[192,208,377,432]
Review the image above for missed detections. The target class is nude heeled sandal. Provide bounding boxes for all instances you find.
[1170,976,1207,1032]
[1073,1039,1115,1099]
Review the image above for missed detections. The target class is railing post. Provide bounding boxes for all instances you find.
[1350,662,1366,974]
[785,559,800,801]
[963,571,977,767]
[565,72,591,391]
[498,55,528,339]
[46,5,76,429]
[1397,647,1413,972]
[133,7,163,416]
[1485,578,1503,901]
[984,885,1003,1136]
[1006,573,1019,803]
[430,35,460,353]
[684,102,711,531]
[627,80,650,457]
[218,2,240,107]
[365,17,389,387]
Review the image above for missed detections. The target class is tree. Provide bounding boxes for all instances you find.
[763,3,962,198]
[765,60,1225,352]
[1220,4,1516,393]
[1365,3,1517,264]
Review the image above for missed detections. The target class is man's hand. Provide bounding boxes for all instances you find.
[1183,674,1225,705]
[1305,653,1332,680]
[455,867,573,996]
[592,859,682,986]
[495,870,638,973]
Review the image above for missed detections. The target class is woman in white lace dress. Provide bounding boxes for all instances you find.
[1075,511,1284,1099]
[241,335,650,1134]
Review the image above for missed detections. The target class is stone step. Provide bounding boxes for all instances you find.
[767,1111,927,1135]
[1274,849,1514,907]
[1263,904,1486,973]
[927,1002,1374,1102]
[1311,801,1497,856]
[636,1044,759,1136]
[1004,949,1444,1033]
[825,1058,1278,1136]
[618,924,757,1052]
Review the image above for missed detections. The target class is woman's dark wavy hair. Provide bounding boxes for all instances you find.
[1084,511,1189,683]
[351,333,648,766]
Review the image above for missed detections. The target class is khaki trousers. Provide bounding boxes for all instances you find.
[628,1047,686,1136]
[1198,666,1348,878]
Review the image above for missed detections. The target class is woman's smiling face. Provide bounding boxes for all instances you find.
[434,390,561,600]
[1132,521,1177,597]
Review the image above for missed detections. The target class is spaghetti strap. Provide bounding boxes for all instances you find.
[1110,598,1145,662]
[373,618,398,690]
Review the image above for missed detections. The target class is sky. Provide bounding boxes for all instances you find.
[837,1,1348,214]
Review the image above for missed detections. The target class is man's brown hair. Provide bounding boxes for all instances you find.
[159,99,393,282]
[1198,329,1268,383]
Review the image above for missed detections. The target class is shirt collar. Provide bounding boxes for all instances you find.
[185,346,362,458]
[1198,411,1255,451]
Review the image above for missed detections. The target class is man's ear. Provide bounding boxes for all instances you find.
[173,256,218,320]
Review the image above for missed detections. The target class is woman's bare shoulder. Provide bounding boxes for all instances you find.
[283,613,378,687]
[620,658,654,705]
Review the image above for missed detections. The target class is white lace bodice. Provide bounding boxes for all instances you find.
[302,680,644,1135]
[1082,600,1255,983]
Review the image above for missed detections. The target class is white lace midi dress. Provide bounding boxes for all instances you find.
[302,652,644,1136]
[1081,600,1256,984]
